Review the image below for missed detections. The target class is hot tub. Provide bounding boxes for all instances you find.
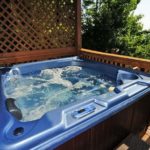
[0,57,150,150]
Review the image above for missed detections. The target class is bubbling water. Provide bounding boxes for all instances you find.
[40,66,82,88]
[4,68,22,96]
[4,66,116,122]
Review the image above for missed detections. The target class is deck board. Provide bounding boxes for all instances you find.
[142,125,150,145]
[116,134,150,150]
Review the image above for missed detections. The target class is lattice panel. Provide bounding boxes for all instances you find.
[0,0,76,53]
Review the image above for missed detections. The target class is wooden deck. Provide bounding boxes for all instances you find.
[115,124,150,150]
[142,125,150,145]
[116,134,150,150]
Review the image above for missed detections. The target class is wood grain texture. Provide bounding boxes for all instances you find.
[80,48,150,72]
[131,94,150,133]
[0,47,76,65]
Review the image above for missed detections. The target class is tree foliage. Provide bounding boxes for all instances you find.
[82,0,150,59]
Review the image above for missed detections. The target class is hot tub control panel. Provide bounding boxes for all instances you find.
[64,100,106,127]
[72,105,96,119]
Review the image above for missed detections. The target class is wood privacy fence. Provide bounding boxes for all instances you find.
[0,0,81,65]
[0,0,149,73]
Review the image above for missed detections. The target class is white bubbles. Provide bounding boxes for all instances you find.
[40,66,82,88]
[73,81,92,89]
[4,65,116,122]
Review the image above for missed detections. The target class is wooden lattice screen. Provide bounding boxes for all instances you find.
[0,0,81,65]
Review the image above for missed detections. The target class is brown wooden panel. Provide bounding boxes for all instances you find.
[56,139,74,150]
[91,105,133,150]
[56,129,92,150]
[74,129,92,150]
[131,93,150,133]
[0,47,76,65]
[80,49,150,73]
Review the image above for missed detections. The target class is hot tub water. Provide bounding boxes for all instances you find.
[4,66,116,122]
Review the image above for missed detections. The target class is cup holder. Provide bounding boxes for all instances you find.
[121,74,139,80]
[13,127,24,136]
[117,70,139,85]
[117,79,124,85]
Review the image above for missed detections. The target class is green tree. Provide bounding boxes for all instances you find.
[82,0,150,59]
[133,30,150,59]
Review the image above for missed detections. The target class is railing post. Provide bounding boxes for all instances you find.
[76,0,82,55]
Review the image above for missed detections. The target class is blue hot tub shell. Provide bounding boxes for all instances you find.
[0,57,150,150]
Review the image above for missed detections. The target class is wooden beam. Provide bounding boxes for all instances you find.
[0,47,76,65]
[76,0,82,55]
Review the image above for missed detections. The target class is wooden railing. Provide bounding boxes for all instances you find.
[80,48,150,73]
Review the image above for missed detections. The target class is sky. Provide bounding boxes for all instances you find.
[134,0,150,30]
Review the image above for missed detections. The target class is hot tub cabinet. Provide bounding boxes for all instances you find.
[0,57,150,150]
